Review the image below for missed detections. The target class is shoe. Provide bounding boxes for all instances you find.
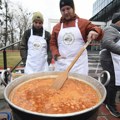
[106,104,120,118]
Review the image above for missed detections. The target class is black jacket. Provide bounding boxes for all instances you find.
[20,26,52,66]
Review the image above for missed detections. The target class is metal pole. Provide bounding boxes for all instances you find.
[3,49,8,83]
[5,1,7,46]
[2,0,8,84]
[3,49,7,69]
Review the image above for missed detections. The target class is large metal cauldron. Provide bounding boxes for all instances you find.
[3,71,110,120]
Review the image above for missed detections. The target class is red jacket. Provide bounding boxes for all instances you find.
[50,14,103,57]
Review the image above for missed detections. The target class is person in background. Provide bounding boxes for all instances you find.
[20,11,52,74]
[100,12,120,118]
[50,0,103,75]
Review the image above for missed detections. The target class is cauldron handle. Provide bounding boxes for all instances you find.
[98,70,110,86]
[0,69,12,87]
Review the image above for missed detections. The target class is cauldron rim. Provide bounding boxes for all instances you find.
[4,72,106,117]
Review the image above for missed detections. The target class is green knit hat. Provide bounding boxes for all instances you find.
[32,11,44,23]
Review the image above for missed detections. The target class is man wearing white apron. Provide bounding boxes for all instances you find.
[111,39,120,86]
[100,12,120,118]
[56,19,88,75]
[25,29,48,74]
[50,0,103,75]
[20,11,51,74]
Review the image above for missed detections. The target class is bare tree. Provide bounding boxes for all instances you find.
[13,4,31,49]
[14,5,31,41]
[0,0,31,49]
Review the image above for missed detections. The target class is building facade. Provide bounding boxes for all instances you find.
[90,0,120,23]
[89,0,120,51]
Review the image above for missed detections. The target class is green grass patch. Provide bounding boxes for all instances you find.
[0,50,21,69]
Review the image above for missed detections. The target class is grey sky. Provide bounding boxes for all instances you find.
[12,0,96,30]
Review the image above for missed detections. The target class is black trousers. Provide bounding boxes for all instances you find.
[100,60,120,106]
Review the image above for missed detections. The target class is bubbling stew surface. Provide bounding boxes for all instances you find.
[9,77,100,114]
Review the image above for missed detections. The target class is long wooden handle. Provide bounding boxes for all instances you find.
[66,39,92,73]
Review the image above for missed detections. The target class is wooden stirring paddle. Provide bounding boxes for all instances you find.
[51,39,92,90]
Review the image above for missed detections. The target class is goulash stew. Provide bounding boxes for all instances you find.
[9,77,100,114]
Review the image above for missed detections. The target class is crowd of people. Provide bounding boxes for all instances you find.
[20,0,120,118]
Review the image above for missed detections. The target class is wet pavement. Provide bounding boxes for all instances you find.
[97,91,120,120]
[97,103,120,120]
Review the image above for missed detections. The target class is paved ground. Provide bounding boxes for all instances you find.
[97,104,120,120]
[97,96,120,120]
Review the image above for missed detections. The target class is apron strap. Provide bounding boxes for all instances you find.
[60,23,63,30]
[75,19,78,27]
[42,29,45,38]
[60,19,78,30]
[31,29,33,36]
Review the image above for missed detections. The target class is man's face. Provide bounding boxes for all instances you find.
[33,20,43,29]
[60,5,75,20]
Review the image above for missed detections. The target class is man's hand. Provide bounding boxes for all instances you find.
[87,31,99,40]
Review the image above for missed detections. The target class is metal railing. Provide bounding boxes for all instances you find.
[0,40,22,84]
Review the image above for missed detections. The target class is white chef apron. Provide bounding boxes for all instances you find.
[111,39,120,86]
[55,19,88,75]
[24,29,48,74]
